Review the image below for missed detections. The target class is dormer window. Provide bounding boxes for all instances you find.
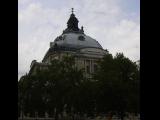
[78,36,85,41]
[55,36,63,42]
[58,36,62,40]
[55,37,59,42]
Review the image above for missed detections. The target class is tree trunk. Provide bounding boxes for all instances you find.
[121,116,124,120]
[55,111,58,120]
[120,112,125,120]
[108,112,113,120]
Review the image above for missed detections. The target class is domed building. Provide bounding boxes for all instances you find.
[29,9,108,78]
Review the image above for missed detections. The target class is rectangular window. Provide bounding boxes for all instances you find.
[86,65,90,74]
[94,64,98,72]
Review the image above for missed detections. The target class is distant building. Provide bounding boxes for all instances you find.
[29,8,108,78]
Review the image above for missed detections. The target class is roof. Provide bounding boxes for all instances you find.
[52,33,103,49]
[42,9,104,62]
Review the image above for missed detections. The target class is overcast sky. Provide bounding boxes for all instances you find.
[18,0,140,80]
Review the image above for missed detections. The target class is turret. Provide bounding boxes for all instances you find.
[63,8,84,34]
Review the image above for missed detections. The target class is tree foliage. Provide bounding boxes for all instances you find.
[94,53,140,119]
[18,53,140,119]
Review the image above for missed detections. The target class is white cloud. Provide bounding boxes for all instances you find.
[103,19,140,60]
[18,0,140,80]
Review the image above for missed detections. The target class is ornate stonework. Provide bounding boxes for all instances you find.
[29,9,108,78]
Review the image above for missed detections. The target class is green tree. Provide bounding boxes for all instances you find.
[94,53,140,119]
[18,55,86,118]
[18,53,139,119]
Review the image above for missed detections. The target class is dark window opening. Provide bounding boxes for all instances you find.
[78,36,85,41]
[86,65,90,74]
[94,64,98,72]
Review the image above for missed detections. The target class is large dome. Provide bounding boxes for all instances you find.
[51,33,103,49]
[42,9,106,62]
[31,9,108,76]
[49,10,103,50]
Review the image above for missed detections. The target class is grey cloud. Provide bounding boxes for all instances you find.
[18,0,140,80]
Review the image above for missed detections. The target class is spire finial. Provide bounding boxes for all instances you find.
[81,26,83,30]
[71,8,74,14]
[81,26,84,33]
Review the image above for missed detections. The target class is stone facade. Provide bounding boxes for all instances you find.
[29,10,108,78]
